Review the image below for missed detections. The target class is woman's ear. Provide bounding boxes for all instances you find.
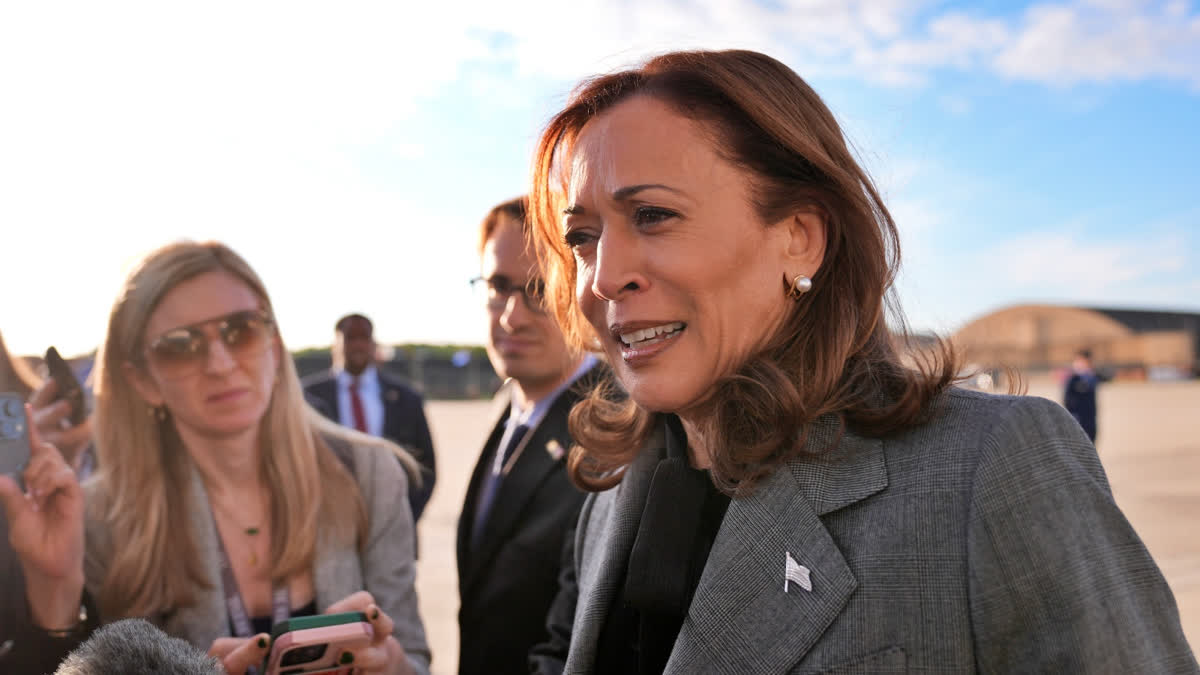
[780,207,827,277]
[121,361,164,408]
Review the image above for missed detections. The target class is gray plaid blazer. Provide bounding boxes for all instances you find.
[563,388,1197,674]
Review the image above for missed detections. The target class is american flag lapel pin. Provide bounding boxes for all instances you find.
[545,439,565,461]
[785,551,812,593]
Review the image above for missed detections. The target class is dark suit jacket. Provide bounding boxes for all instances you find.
[455,365,599,675]
[554,389,1197,673]
[303,368,436,521]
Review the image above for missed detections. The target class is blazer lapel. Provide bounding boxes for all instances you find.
[565,424,667,674]
[311,376,339,420]
[164,467,232,648]
[457,414,507,575]
[666,421,888,674]
[465,387,577,588]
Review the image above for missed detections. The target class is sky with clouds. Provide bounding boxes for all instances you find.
[1,0,1197,357]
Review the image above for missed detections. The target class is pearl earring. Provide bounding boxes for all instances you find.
[788,274,813,300]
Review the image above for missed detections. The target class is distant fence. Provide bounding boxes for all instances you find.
[294,350,502,400]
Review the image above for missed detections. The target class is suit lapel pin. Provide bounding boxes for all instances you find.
[545,439,565,461]
[785,551,812,593]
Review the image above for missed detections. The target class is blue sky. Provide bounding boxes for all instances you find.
[1,0,1197,357]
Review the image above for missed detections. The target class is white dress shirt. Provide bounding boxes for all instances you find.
[335,365,385,437]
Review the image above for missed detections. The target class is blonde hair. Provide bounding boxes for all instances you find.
[90,241,415,619]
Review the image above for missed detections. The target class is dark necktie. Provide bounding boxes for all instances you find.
[471,422,530,550]
[349,376,368,433]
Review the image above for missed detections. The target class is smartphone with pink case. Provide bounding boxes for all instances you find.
[262,611,374,675]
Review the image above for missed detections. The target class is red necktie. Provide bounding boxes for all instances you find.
[349,376,368,433]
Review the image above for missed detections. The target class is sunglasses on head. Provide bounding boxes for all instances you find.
[144,309,275,379]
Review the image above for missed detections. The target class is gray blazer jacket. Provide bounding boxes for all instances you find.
[84,438,431,675]
[564,389,1197,673]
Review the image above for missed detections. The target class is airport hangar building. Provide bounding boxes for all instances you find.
[950,304,1200,378]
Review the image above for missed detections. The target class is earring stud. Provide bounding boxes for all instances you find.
[788,274,813,299]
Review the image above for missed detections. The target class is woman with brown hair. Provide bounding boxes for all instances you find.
[0,241,430,674]
[527,50,1196,673]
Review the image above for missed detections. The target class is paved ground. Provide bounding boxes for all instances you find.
[415,380,1200,673]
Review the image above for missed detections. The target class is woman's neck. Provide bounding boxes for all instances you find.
[678,416,712,470]
[178,426,264,498]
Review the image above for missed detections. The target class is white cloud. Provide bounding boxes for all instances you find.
[995,1,1200,87]
[457,0,1200,89]
[985,229,1189,293]
[853,12,1011,85]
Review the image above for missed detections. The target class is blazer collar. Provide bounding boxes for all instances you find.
[665,416,887,673]
[463,381,582,587]
[567,422,668,672]
[788,415,888,516]
[165,465,234,648]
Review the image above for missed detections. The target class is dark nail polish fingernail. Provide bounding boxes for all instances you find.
[258,636,268,648]
[370,608,379,621]
[340,651,354,664]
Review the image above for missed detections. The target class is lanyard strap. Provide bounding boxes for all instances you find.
[213,514,289,638]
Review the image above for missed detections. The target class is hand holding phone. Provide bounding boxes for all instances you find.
[0,396,86,632]
[262,611,374,675]
[44,347,86,426]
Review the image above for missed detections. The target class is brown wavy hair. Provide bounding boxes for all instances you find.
[528,49,960,496]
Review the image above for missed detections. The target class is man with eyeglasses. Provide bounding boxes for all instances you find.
[456,196,600,675]
[303,313,437,523]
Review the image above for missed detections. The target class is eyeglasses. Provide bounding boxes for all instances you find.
[143,310,275,379]
[469,275,547,314]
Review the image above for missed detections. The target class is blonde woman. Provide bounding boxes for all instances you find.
[0,242,430,675]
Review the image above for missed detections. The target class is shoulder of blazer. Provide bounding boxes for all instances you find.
[300,370,335,390]
[376,370,424,403]
[319,430,358,476]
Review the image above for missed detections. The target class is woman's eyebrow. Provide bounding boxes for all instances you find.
[565,183,684,215]
[611,183,681,201]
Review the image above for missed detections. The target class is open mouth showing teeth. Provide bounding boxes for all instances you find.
[618,322,686,347]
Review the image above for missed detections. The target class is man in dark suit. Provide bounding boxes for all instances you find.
[303,313,436,521]
[457,197,599,675]
[1063,348,1100,441]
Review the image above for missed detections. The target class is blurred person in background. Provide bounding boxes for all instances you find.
[0,330,94,475]
[2,332,96,672]
[0,241,431,675]
[29,366,97,476]
[1,329,46,669]
[1064,348,1100,442]
[0,330,42,399]
[457,196,599,675]
[305,313,437,524]
[526,50,1196,673]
